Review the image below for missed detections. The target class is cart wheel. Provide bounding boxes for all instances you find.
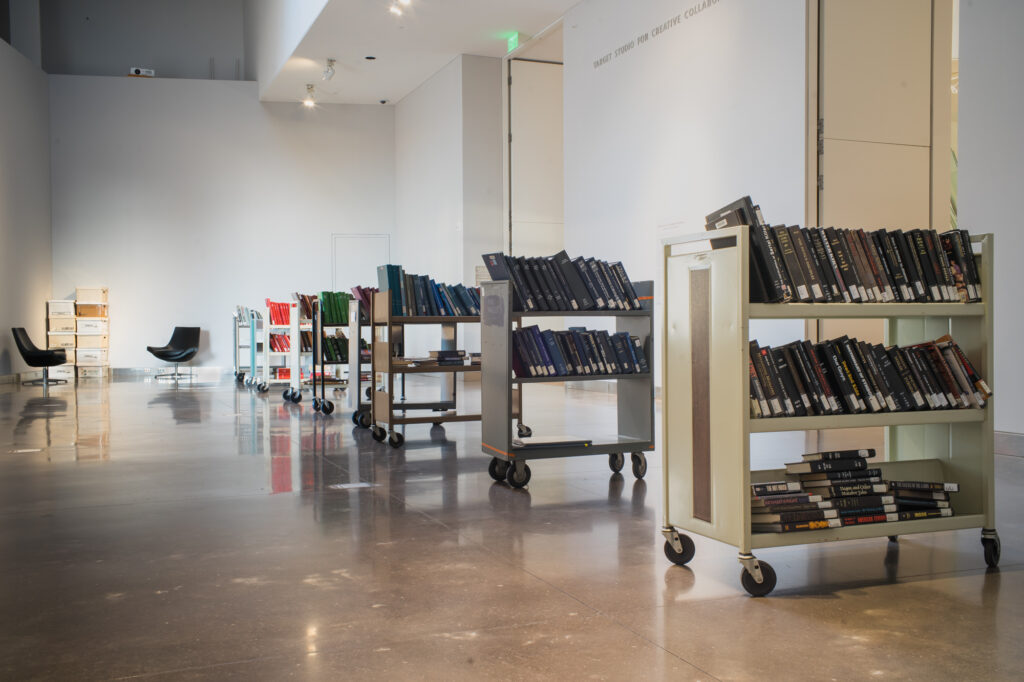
[322,401,335,415]
[488,457,510,481]
[609,453,625,473]
[364,387,372,400]
[664,534,696,566]
[294,391,304,403]
[388,431,405,448]
[283,388,292,401]
[982,536,1001,568]
[259,383,269,393]
[432,421,444,428]
[516,424,533,438]
[888,535,898,543]
[371,426,387,442]
[351,411,361,426]
[506,463,532,488]
[245,376,253,387]
[740,561,777,597]
[312,397,322,412]
[631,452,648,479]
[236,372,245,384]
[357,411,372,429]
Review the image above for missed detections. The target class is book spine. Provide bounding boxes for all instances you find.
[586,259,616,309]
[748,221,793,302]
[826,227,863,301]
[889,481,960,492]
[826,482,887,497]
[898,509,953,520]
[827,494,894,510]
[868,231,900,301]
[751,494,821,506]
[892,230,927,300]
[631,336,650,373]
[845,229,879,301]
[841,513,896,526]
[791,459,868,474]
[771,348,809,416]
[750,341,784,416]
[789,226,827,302]
[751,482,800,496]
[574,258,606,309]
[761,346,795,415]
[878,231,912,301]
[912,230,943,301]
[772,226,811,301]
[802,449,873,462]
[808,228,843,301]
[856,230,891,301]
[926,230,957,300]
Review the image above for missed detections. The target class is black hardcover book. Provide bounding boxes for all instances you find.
[631,336,650,373]
[837,337,881,412]
[516,256,549,311]
[483,253,527,311]
[898,509,954,521]
[598,260,629,309]
[891,230,927,300]
[895,497,951,509]
[585,258,616,309]
[870,231,902,301]
[577,332,602,373]
[913,346,954,407]
[877,230,913,302]
[856,230,892,301]
[788,226,828,302]
[573,257,606,309]
[531,258,562,310]
[569,331,597,374]
[955,230,982,299]
[593,332,618,374]
[772,226,812,301]
[786,458,867,474]
[827,494,895,510]
[911,230,943,301]
[845,230,880,301]
[940,232,973,302]
[751,481,802,496]
[820,482,889,498]
[824,227,862,301]
[801,448,874,462]
[751,341,784,416]
[762,345,795,416]
[749,358,769,417]
[902,347,944,409]
[598,331,622,374]
[889,480,960,492]
[545,256,577,310]
[886,345,927,409]
[862,230,896,301]
[801,468,882,483]
[750,509,838,524]
[925,230,956,301]
[805,228,840,301]
[827,340,866,412]
[816,227,851,302]
[706,197,790,302]
[553,251,595,310]
[868,343,913,411]
[609,333,635,373]
[784,343,827,415]
[611,263,642,309]
[800,340,841,414]
[757,502,831,513]
[813,342,853,413]
[771,347,809,416]
[854,340,892,411]
[554,332,580,375]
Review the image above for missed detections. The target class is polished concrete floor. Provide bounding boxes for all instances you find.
[0,377,1021,680]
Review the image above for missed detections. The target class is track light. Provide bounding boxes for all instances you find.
[389,4,402,16]
[399,0,411,5]
[303,84,316,108]
[322,58,336,81]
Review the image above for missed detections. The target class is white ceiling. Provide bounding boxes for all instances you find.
[261,0,576,105]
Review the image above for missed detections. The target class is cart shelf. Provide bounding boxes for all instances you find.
[748,302,984,319]
[748,409,985,432]
[513,372,651,384]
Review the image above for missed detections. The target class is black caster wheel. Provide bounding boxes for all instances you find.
[609,452,625,473]
[506,463,532,489]
[312,397,322,412]
[388,431,405,448]
[664,534,696,566]
[631,452,648,479]
[432,421,444,428]
[516,424,533,438]
[357,411,372,429]
[245,377,253,387]
[322,401,335,415]
[888,535,898,543]
[351,411,360,426]
[982,536,1001,568]
[283,388,292,401]
[292,391,302,403]
[259,383,269,393]
[371,426,387,442]
[740,561,777,597]
[364,387,372,400]
[235,372,245,384]
[488,457,510,481]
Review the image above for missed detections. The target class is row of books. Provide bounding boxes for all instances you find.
[749,333,992,418]
[265,300,295,326]
[349,286,378,322]
[321,333,348,363]
[317,292,353,326]
[513,326,650,378]
[392,350,480,368]
[750,449,958,533]
[482,250,641,313]
[268,333,291,352]
[233,305,259,325]
[706,196,982,304]
[376,265,481,317]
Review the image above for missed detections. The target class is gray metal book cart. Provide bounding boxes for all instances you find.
[347,299,373,428]
[659,225,998,596]
[368,290,482,448]
[480,279,656,488]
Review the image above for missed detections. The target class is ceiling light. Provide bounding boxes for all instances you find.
[303,84,316,108]
[365,56,376,61]
[389,4,402,16]
[322,58,336,81]
[399,0,411,5]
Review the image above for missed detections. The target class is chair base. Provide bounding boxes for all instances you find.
[21,367,68,388]
[154,363,194,382]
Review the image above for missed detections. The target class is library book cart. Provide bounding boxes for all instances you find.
[480,279,656,488]
[659,225,998,596]
[308,299,342,415]
[347,299,373,428]
[368,290,481,448]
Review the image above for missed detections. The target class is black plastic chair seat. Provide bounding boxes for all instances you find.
[11,328,67,368]
[147,327,200,364]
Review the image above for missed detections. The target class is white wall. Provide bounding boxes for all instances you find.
[0,39,51,375]
[958,0,1024,434]
[243,0,327,93]
[394,54,503,355]
[41,0,246,80]
[49,75,394,369]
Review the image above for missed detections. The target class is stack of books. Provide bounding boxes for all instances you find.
[705,196,982,304]
[751,450,958,533]
[430,350,475,366]
[376,265,480,317]
[316,291,353,325]
[349,286,378,322]
[321,331,348,363]
[749,333,991,418]
[481,250,642,313]
[513,326,649,378]
[265,300,292,326]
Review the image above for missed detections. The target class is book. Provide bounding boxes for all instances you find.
[888,481,960,492]
[751,481,801,496]
[750,493,823,507]
[817,482,888,498]
[800,449,874,462]
[897,508,954,520]
[752,519,841,533]
[825,494,895,510]
[750,509,838,524]
[786,458,868,474]
[801,469,882,484]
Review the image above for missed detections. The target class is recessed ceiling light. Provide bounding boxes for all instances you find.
[399,0,411,5]
[303,84,316,108]
[389,5,402,16]
[322,58,336,81]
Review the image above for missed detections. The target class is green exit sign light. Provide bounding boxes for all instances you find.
[507,32,519,52]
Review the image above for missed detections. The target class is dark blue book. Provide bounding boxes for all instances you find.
[541,330,570,376]
[611,332,635,373]
[528,326,555,375]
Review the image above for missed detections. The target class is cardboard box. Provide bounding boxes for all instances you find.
[47,317,76,332]
[76,334,108,349]
[47,334,75,349]
[76,348,108,366]
[75,287,108,304]
[75,303,108,317]
[47,300,76,317]
[77,366,108,379]
[76,318,109,334]
[49,364,76,380]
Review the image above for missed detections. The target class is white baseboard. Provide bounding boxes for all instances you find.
[996,431,1024,458]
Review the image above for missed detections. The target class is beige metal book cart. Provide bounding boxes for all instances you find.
[659,225,997,596]
[368,290,481,448]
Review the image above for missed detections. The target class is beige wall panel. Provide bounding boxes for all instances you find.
[510,60,564,233]
[821,0,932,146]
[820,138,931,230]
